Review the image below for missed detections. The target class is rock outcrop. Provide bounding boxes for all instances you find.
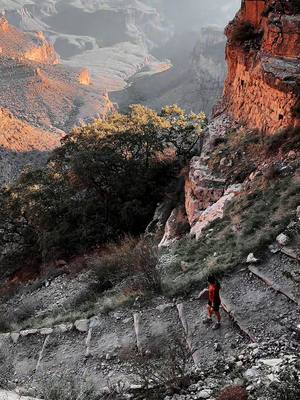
[0,17,58,64]
[219,0,300,134]
[77,68,91,85]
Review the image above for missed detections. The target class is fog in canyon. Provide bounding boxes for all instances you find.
[0,0,240,117]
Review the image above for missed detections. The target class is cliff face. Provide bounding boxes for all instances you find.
[220,0,300,134]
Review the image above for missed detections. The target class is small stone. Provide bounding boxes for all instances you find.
[198,389,212,399]
[276,233,289,247]
[214,342,222,352]
[74,319,89,332]
[246,253,259,263]
[244,366,260,380]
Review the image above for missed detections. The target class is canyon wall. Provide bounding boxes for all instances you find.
[220,0,300,134]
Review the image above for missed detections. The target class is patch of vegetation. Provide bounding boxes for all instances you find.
[88,236,160,293]
[290,0,300,14]
[230,21,262,48]
[0,105,206,279]
[162,170,300,295]
[266,126,300,154]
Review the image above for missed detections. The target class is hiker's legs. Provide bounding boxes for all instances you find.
[207,304,213,318]
[203,304,213,324]
[215,310,221,323]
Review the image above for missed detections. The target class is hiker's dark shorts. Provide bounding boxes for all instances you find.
[208,301,221,312]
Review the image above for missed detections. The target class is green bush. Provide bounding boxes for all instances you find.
[0,105,206,279]
[231,21,258,45]
[266,127,300,154]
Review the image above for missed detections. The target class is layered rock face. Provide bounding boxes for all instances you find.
[221,0,300,133]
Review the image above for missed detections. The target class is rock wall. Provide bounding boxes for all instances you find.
[220,0,300,134]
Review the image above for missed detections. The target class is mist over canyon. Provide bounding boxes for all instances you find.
[0,0,240,114]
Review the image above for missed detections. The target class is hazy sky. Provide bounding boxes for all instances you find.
[154,0,241,31]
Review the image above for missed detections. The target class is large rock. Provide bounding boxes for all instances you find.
[190,184,242,240]
[159,206,190,247]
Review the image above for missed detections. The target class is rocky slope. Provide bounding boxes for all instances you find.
[0,17,58,64]
[219,0,300,133]
[0,18,115,184]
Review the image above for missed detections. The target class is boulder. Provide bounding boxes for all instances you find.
[159,206,190,247]
[198,389,212,399]
[276,233,289,247]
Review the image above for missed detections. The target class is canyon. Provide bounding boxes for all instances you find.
[0,1,299,400]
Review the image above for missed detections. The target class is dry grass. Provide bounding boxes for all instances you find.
[88,236,161,293]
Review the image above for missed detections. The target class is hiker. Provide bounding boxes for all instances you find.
[200,275,221,330]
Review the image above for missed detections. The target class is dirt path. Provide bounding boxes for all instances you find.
[1,253,299,396]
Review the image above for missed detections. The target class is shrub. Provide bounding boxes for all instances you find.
[89,236,160,293]
[231,21,258,45]
[217,385,248,400]
[266,127,300,154]
[290,0,300,14]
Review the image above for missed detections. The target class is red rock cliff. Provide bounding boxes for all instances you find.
[220,0,300,133]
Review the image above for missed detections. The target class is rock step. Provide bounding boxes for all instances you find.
[176,299,246,365]
[221,269,300,343]
[249,257,300,306]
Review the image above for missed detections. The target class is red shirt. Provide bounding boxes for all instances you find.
[208,282,221,304]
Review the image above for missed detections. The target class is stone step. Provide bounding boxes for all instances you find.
[176,299,246,365]
[221,269,300,343]
[248,254,300,306]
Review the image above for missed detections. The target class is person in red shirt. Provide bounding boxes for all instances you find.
[201,275,221,330]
